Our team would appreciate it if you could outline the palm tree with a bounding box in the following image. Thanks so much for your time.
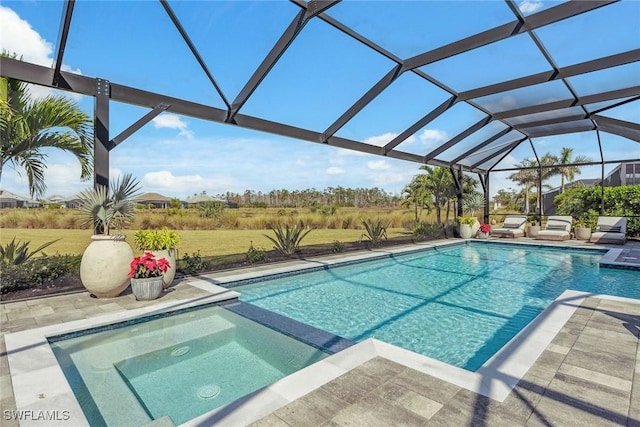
[420,165,456,225]
[509,158,537,214]
[402,174,431,223]
[555,147,592,193]
[536,153,560,215]
[0,77,93,198]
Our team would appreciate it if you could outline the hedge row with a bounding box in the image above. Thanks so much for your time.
[554,185,640,236]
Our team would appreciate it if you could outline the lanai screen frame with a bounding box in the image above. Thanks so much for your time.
[1,0,639,224]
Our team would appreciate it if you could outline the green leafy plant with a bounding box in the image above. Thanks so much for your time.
[180,251,210,274]
[1,255,80,294]
[264,223,313,256]
[458,216,476,225]
[246,243,268,263]
[331,240,345,253]
[198,201,226,219]
[133,228,181,251]
[0,237,60,266]
[77,173,141,235]
[360,218,388,246]
[412,222,442,241]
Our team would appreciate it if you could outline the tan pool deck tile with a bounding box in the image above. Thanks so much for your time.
[1,240,639,426]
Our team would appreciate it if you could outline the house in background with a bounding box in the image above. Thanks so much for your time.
[602,162,640,186]
[135,193,175,209]
[63,194,82,209]
[0,189,40,209]
[542,162,640,215]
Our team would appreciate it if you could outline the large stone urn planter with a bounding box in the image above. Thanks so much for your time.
[80,235,133,298]
[574,227,592,241]
[526,225,540,238]
[151,249,177,288]
[459,224,474,239]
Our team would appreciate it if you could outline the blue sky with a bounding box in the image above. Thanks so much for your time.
[1,1,639,200]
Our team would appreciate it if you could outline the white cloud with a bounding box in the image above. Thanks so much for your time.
[496,154,518,169]
[178,129,195,140]
[0,7,82,100]
[363,132,417,147]
[152,114,194,140]
[373,172,413,187]
[142,171,234,194]
[418,129,448,145]
[152,114,188,130]
[363,132,397,146]
[0,6,52,66]
[518,1,543,14]
[368,160,390,170]
[326,167,345,175]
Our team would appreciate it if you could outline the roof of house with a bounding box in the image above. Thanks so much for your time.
[135,192,173,202]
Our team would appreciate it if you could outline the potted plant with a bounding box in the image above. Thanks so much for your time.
[477,223,491,239]
[573,217,592,241]
[526,214,541,238]
[458,216,477,239]
[129,252,170,300]
[77,173,141,298]
[133,228,181,288]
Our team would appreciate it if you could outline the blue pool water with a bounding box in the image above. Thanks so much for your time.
[50,306,327,425]
[235,242,640,371]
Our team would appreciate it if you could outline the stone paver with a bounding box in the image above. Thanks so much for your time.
[251,297,640,427]
[1,240,639,427]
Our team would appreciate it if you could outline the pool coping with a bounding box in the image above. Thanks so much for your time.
[5,240,639,426]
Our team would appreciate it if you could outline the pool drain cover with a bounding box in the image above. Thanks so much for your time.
[197,385,221,399]
[170,346,190,357]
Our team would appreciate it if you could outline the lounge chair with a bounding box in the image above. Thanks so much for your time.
[536,216,572,241]
[491,215,527,238]
[589,216,627,245]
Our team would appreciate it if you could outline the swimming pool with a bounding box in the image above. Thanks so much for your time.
[49,305,327,425]
[234,242,640,371]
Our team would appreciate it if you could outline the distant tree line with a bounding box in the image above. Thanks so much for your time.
[206,187,403,209]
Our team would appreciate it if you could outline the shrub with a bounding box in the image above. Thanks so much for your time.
[0,237,60,266]
[412,222,443,241]
[246,244,268,263]
[458,216,476,225]
[554,185,640,236]
[0,212,20,228]
[180,251,210,274]
[331,240,346,253]
[134,228,181,251]
[264,222,313,256]
[198,201,226,219]
[1,255,80,294]
[218,211,240,229]
[360,218,388,246]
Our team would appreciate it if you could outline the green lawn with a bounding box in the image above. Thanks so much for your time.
[1,228,410,258]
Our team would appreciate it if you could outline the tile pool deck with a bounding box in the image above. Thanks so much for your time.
[1,238,639,426]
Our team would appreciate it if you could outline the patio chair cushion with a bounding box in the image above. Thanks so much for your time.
[597,225,622,232]
[503,223,520,229]
[546,224,567,231]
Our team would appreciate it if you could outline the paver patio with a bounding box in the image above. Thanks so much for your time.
[1,239,639,426]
